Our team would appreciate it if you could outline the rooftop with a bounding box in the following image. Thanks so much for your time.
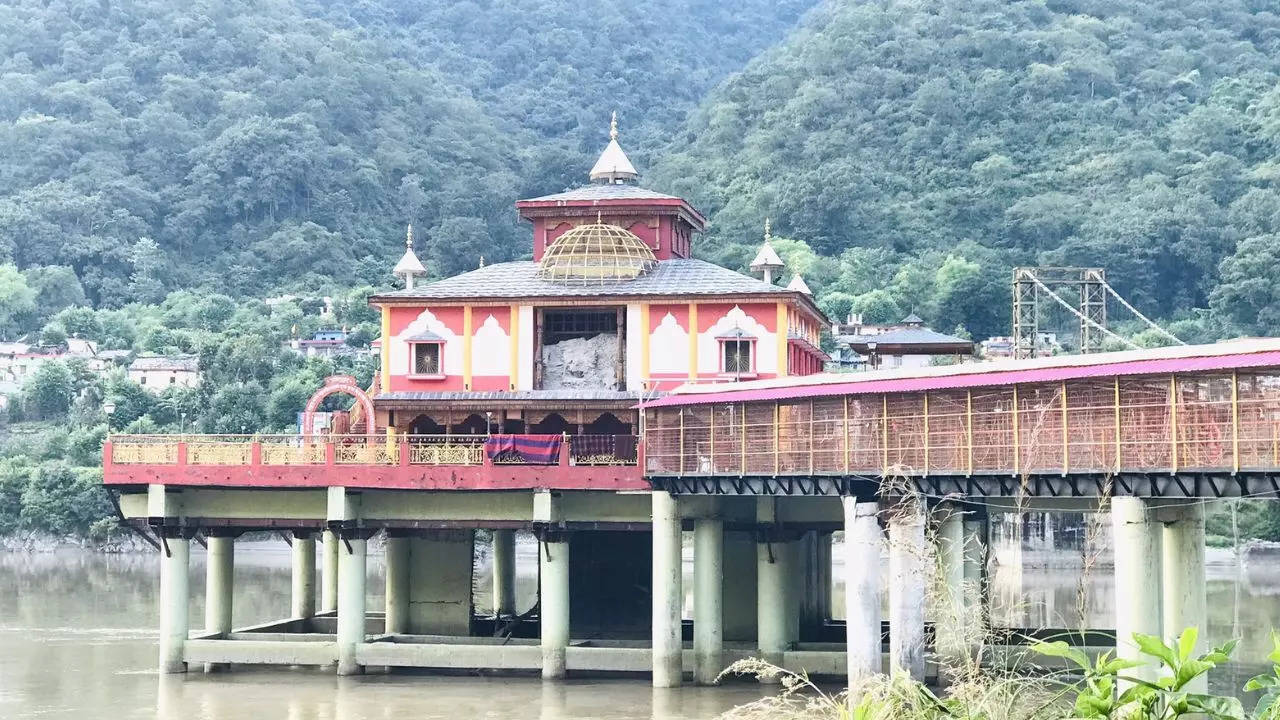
[519,183,684,204]
[646,338,1280,407]
[129,354,199,372]
[838,326,973,348]
[372,258,807,302]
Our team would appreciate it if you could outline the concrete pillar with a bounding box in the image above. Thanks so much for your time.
[933,504,967,671]
[291,532,316,620]
[693,518,723,685]
[843,498,882,682]
[1112,497,1161,685]
[321,529,339,614]
[722,531,758,642]
[651,491,683,688]
[539,534,570,679]
[158,533,190,674]
[384,534,410,635]
[757,537,792,675]
[961,514,988,633]
[203,533,235,672]
[888,499,926,680]
[800,531,833,637]
[1161,501,1207,692]
[336,534,367,676]
[493,529,517,616]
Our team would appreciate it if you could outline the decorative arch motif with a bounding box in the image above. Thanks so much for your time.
[302,375,376,437]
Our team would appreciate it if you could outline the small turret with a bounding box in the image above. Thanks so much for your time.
[786,273,812,295]
[749,218,785,285]
[589,112,639,184]
[393,224,426,289]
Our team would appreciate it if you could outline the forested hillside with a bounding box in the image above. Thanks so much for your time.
[0,0,813,312]
[653,0,1280,342]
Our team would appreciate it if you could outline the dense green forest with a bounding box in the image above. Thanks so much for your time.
[0,0,813,300]
[654,0,1280,342]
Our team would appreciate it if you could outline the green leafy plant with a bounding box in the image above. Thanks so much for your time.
[1245,631,1280,719]
[1034,627,1243,719]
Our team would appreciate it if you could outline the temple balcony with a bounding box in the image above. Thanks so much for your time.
[102,433,645,491]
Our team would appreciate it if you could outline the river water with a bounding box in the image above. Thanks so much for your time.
[2,542,1278,719]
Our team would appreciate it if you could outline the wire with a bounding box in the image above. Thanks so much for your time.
[1099,280,1186,346]
[1029,275,1142,350]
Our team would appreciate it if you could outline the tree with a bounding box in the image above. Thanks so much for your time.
[203,382,268,434]
[22,361,74,419]
[1210,235,1280,335]
[0,265,37,339]
[22,265,87,323]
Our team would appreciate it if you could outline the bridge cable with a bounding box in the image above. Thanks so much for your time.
[1028,275,1142,351]
[1098,280,1186,345]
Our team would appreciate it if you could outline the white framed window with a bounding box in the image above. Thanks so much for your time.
[719,338,755,376]
[410,342,444,377]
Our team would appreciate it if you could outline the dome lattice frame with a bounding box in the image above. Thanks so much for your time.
[536,222,658,286]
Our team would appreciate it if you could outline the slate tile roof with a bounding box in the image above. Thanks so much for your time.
[129,354,200,372]
[374,259,793,301]
[519,184,682,203]
[838,327,973,347]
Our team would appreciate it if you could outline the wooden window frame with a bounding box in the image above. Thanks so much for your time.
[408,341,445,379]
[718,337,758,379]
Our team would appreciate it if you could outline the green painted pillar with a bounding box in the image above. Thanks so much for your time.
[204,533,235,672]
[651,491,683,688]
[1112,497,1161,686]
[539,533,570,679]
[336,534,367,676]
[321,529,339,614]
[693,518,723,685]
[843,498,882,682]
[291,532,316,620]
[384,534,410,635]
[493,529,517,616]
[158,533,190,674]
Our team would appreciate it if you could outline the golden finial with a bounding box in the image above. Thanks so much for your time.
[609,111,618,141]
[764,217,772,244]
[406,223,414,250]
[597,210,603,224]
[478,255,485,268]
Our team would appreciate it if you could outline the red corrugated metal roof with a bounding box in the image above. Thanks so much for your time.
[640,346,1280,408]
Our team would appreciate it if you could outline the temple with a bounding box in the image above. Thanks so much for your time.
[102,117,1280,691]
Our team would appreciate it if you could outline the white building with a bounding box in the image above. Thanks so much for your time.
[128,354,200,391]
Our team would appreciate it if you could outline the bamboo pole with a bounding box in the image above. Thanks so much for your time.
[809,399,815,474]
[1012,386,1021,476]
[709,404,716,473]
[773,402,780,476]
[740,402,747,476]
[1169,374,1179,474]
[881,394,889,475]
[1113,377,1121,472]
[922,393,930,473]
[1232,371,1240,474]
[966,389,974,476]
[843,395,850,474]
[678,409,685,477]
[1061,380,1069,475]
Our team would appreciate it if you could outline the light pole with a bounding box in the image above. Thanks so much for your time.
[102,400,116,432]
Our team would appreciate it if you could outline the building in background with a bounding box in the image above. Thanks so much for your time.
[286,329,355,359]
[831,313,974,370]
[127,354,200,391]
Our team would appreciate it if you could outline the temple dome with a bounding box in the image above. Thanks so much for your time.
[536,222,658,285]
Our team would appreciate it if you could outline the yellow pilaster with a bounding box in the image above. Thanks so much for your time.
[639,304,651,389]
[462,306,473,390]
[687,303,698,382]
[379,305,391,391]
[1232,370,1240,474]
[509,305,519,391]
[776,303,789,377]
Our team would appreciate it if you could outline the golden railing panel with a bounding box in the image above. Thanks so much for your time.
[188,443,252,465]
[262,442,325,465]
[334,442,395,465]
[112,442,178,464]
[409,443,483,466]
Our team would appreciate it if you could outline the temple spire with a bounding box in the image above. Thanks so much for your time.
[393,223,426,290]
[589,111,639,185]
[749,217,785,285]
